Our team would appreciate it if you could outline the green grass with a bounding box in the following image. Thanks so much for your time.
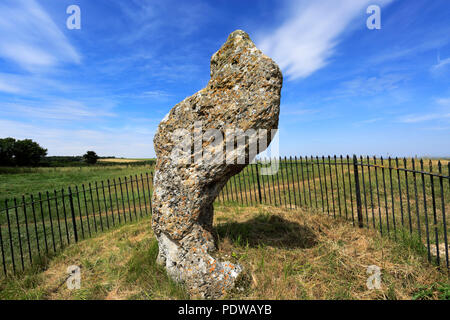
[217,158,450,264]
[1,157,449,281]
[0,218,188,300]
[0,165,155,275]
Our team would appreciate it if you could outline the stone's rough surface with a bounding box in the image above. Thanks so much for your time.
[152,30,282,298]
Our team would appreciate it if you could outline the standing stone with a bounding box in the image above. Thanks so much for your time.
[152,30,282,298]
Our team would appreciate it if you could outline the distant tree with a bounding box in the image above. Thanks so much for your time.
[0,137,16,166]
[0,137,47,166]
[13,139,48,166]
[83,151,99,164]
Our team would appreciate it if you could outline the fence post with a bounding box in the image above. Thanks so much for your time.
[353,155,364,228]
[68,187,79,243]
[255,162,263,204]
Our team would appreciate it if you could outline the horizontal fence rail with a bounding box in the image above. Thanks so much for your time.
[0,172,154,276]
[216,155,449,269]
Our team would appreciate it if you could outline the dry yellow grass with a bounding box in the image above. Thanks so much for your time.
[0,205,448,300]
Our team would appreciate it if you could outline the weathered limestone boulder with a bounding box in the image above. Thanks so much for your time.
[152,30,282,298]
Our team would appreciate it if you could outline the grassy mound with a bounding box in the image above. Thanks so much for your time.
[0,205,448,300]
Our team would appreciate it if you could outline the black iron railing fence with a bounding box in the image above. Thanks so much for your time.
[216,155,449,269]
[1,155,449,277]
[0,173,154,276]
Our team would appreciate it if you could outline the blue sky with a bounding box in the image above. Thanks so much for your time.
[0,0,449,158]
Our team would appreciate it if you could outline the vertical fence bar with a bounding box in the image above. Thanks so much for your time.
[30,195,40,257]
[82,184,92,237]
[260,162,268,204]
[412,159,421,241]
[322,156,330,215]
[353,155,364,228]
[124,177,133,221]
[334,156,342,217]
[373,157,383,234]
[228,175,235,202]
[275,159,283,207]
[5,200,16,273]
[140,174,148,216]
[264,159,272,205]
[95,182,104,231]
[347,155,355,225]
[38,193,49,253]
[420,159,431,262]
[107,180,116,226]
[21,196,32,264]
[45,192,56,252]
[255,164,263,204]
[438,161,449,268]
[0,223,6,275]
[290,156,300,208]
[68,187,79,243]
[13,198,24,271]
[283,157,292,209]
[316,156,324,212]
[242,169,249,206]
[404,158,413,235]
[145,172,153,214]
[303,156,312,207]
[395,158,405,230]
[118,178,127,223]
[360,156,368,224]
[101,182,111,229]
[340,155,348,219]
[367,156,376,228]
[328,156,336,218]
[246,166,253,205]
[52,191,63,247]
[250,164,258,204]
[429,161,440,266]
[224,179,230,203]
[129,176,138,219]
[381,157,390,235]
[150,172,154,214]
[311,156,318,208]
[298,156,307,207]
[271,160,278,206]
[61,189,71,244]
[75,186,85,239]
[88,184,98,233]
[388,158,397,239]
[233,175,244,204]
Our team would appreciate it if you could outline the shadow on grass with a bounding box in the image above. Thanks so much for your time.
[215,213,317,249]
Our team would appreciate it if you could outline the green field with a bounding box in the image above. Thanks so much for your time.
[0,156,449,276]
[0,164,154,211]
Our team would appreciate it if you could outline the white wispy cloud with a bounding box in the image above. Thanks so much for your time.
[398,113,450,123]
[257,0,393,80]
[0,0,80,72]
[334,73,408,98]
[398,96,450,124]
[354,117,383,126]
